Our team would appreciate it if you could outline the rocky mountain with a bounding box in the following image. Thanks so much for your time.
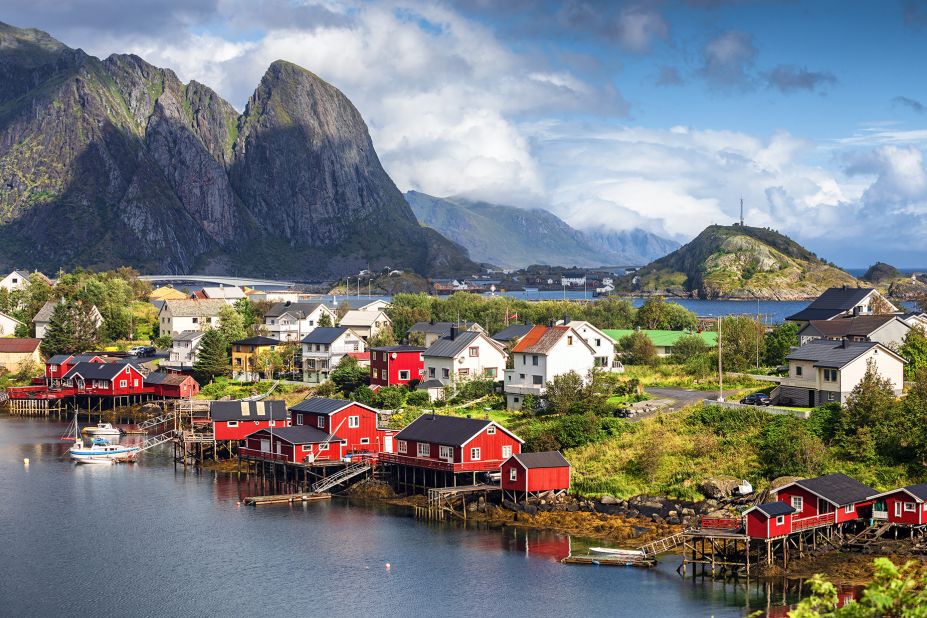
[861,262,901,284]
[405,191,677,269]
[625,224,859,299]
[0,23,475,278]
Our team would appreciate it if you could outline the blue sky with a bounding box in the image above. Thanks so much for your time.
[6,0,927,267]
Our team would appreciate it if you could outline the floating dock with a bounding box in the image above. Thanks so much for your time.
[561,554,656,568]
[243,493,331,506]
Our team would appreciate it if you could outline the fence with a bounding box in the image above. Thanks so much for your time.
[704,399,811,419]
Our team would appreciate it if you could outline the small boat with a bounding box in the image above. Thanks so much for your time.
[81,423,124,437]
[589,547,645,558]
[69,441,140,464]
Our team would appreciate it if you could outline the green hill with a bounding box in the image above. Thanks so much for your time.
[625,225,858,299]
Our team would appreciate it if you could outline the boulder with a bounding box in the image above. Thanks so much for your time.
[769,476,803,491]
[698,477,742,499]
[681,507,696,517]
[600,494,619,505]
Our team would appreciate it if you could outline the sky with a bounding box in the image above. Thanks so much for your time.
[5,0,927,267]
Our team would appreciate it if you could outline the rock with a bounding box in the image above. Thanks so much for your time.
[667,516,680,525]
[523,505,538,515]
[769,476,804,491]
[502,499,518,511]
[698,477,743,499]
[467,502,478,512]
[651,514,664,523]
[600,494,619,505]
[668,510,678,518]
[682,508,696,516]
[138,403,163,416]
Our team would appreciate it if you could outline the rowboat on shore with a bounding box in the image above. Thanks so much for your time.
[589,547,645,558]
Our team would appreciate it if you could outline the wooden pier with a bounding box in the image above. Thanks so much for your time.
[562,554,656,568]
[416,484,501,521]
[243,493,332,506]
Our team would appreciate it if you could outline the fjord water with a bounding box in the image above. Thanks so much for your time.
[0,417,784,617]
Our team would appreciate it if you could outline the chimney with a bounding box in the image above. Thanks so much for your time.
[285,300,291,307]
[449,326,458,340]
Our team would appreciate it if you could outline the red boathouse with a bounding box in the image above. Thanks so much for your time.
[144,372,200,399]
[744,502,795,539]
[369,346,425,387]
[289,397,393,455]
[773,473,876,528]
[61,361,146,396]
[501,451,571,501]
[44,354,104,385]
[241,426,344,464]
[869,484,927,526]
[210,400,289,442]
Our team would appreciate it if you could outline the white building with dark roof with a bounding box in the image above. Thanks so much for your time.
[263,301,336,342]
[300,327,366,383]
[420,327,507,400]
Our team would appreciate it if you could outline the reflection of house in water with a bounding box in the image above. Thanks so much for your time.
[502,527,572,562]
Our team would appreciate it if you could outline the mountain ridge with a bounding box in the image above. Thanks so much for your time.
[0,22,476,279]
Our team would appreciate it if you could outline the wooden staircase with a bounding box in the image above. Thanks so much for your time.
[845,522,893,548]
[311,462,371,493]
[639,532,685,557]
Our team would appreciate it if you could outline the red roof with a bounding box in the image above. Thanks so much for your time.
[511,325,570,354]
[0,338,41,353]
[348,352,370,361]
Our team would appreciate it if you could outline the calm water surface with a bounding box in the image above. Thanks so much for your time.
[0,416,797,617]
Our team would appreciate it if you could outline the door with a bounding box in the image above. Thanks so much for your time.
[808,390,815,407]
[384,435,393,453]
[895,501,902,518]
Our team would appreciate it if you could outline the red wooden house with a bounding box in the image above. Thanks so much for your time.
[381,413,523,488]
[501,451,570,500]
[369,346,425,387]
[744,502,795,538]
[45,354,104,385]
[144,372,200,398]
[289,397,391,454]
[61,361,146,396]
[210,400,290,442]
[868,484,927,526]
[773,473,876,529]
[241,426,343,464]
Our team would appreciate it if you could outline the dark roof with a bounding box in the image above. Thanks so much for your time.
[210,400,288,422]
[264,302,323,319]
[409,321,479,335]
[0,338,41,353]
[491,324,534,342]
[512,451,570,469]
[790,473,878,506]
[63,361,140,380]
[785,287,876,321]
[232,336,279,346]
[301,327,349,344]
[905,484,927,501]
[71,354,102,363]
[46,354,74,365]
[753,501,795,517]
[290,397,357,415]
[396,414,492,447]
[144,372,192,386]
[369,345,426,353]
[786,340,885,368]
[799,315,904,339]
[423,330,482,358]
[418,379,445,389]
[253,425,338,444]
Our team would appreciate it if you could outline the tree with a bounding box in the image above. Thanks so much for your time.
[900,369,927,470]
[756,415,825,478]
[318,312,334,328]
[351,386,376,405]
[377,386,407,410]
[218,306,247,344]
[634,297,698,330]
[405,389,430,407]
[330,356,369,394]
[619,331,658,366]
[764,321,799,367]
[671,334,709,363]
[234,298,258,330]
[900,326,927,380]
[844,359,898,433]
[40,300,100,357]
[367,324,397,348]
[719,315,764,372]
[544,371,588,415]
[192,329,231,383]
[253,348,283,379]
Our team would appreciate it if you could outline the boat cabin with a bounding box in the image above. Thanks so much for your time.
[744,502,795,539]
[869,484,927,526]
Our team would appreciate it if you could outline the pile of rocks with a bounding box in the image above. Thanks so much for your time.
[501,492,707,527]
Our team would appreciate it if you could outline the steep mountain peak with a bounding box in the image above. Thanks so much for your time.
[628,224,857,299]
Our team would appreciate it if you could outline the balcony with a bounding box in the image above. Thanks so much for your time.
[378,452,504,473]
[791,511,836,531]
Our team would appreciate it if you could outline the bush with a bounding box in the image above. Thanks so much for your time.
[376,386,407,410]
[405,390,430,407]
[620,331,658,366]
[686,404,770,435]
[807,403,843,444]
[555,413,601,449]
[756,415,825,478]
[351,386,376,405]
[330,356,369,394]
[671,334,709,363]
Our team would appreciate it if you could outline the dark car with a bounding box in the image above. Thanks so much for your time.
[129,345,157,357]
[740,393,771,406]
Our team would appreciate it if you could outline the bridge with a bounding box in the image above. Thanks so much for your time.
[138,274,297,288]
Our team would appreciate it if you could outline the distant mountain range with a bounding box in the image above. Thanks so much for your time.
[0,22,476,279]
[405,191,678,269]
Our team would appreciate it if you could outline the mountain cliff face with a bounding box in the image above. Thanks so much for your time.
[0,23,474,278]
[406,191,677,269]
[626,225,859,299]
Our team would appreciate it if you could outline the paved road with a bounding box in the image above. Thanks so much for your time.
[644,387,741,410]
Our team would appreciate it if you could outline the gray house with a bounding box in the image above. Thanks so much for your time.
[797,315,911,348]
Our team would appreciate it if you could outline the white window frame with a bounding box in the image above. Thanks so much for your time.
[417,442,431,457]
[360,438,370,445]
[397,440,407,454]
[296,415,303,426]
[317,416,325,429]
[348,416,360,428]
[227,421,238,427]
[776,515,784,525]
[905,502,917,513]
[470,447,481,461]
[318,443,328,451]
[119,380,127,388]
[439,445,453,461]
[398,370,410,380]
[487,425,496,435]
[509,468,518,482]
[844,505,853,514]
[502,445,512,459]
[791,496,803,512]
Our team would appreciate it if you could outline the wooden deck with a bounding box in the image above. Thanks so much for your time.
[562,554,656,568]
[243,493,332,506]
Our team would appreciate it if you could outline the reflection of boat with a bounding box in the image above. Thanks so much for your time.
[81,423,124,437]
[589,547,645,557]
[69,441,140,464]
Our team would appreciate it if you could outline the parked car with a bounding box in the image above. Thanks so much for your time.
[129,345,156,357]
[740,393,771,406]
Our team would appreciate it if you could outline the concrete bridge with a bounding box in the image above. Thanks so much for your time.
[138,275,297,288]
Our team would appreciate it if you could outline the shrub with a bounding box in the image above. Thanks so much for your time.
[351,386,376,405]
[755,414,825,478]
[620,331,658,366]
[671,334,709,363]
[405,390,430,407]
[376,386,407,410]
[686,404,770,435]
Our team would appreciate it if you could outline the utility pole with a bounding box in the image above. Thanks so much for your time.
[718,316,724,402]
[740,196,744,226]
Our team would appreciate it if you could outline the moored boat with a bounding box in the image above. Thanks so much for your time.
[81,422,123,437]
[589,547,645,557]
[69,441,140,464]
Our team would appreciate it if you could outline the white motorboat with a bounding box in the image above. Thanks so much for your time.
[69,440,140,464]
[589,547,645,558]
[81,422,123,437]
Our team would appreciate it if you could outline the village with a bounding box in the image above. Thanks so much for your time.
[3,267,927,580]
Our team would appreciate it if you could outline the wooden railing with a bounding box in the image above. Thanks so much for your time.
[378,452,503,472]
[701,517,743,531]
[791,512,835,531]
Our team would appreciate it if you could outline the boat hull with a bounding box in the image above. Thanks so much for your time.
[589,547,645,558]
[69,446,140,463]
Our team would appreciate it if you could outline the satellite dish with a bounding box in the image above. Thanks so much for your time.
[391,353,397,360]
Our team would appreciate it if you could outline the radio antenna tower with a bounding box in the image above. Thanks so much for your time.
[739,196,744,226]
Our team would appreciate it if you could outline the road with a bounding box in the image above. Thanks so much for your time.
[644,387,742,411]
[139,274,296,288]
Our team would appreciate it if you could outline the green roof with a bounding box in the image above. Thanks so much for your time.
[604,329,718,348]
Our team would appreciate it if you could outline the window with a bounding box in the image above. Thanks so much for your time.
[269,421,276,427]
[442,368,450,379]
[307,359,316,370]
[399,370,410,380]
[119,380,127,387]
[348,416,359,428]
[429,367,436,378]
[905,502,917,512]
[827,392,836,402]
[791,496,803,512]
[319,443,328,451]
[372,369,379,379]
[487,425,496,435]
[50,365,57,371]
[844,505,853,514]
[595,338,601,347]
[360,438,370,445]
[532,355,539,366]
[317,416,325,429]
[532,375,543,385]
[567,336,573,345]
[439,445,453,460]
[469,346,479,357]
[227,421,239,427]
[795,366,803,377]
[502,445,512,459]
[823,369,838,382]
[397,440,407,454]
[458,368,470,376]
[192,317,198,324]
[417,442,431,457]
[519,373,525,379]
[484,367,497,378]
[509,468,518,481]
[296,415,303,426]
[776,515,785,525]
[470,448,481,460]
